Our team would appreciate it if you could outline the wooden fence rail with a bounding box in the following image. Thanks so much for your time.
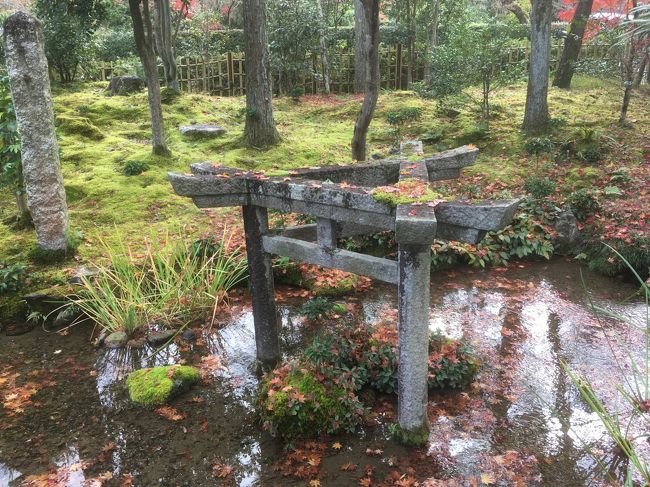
[86,41,615,96]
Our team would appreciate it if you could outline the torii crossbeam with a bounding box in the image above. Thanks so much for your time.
[169,145,520,442]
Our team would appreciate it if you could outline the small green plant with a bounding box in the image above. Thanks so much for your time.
[567,188,600,221]
[524,136,554,156]
[289,86,304,102]
[563,127,606,163]
[299,297,346,321]
[120,160,149,176]
[428,331,478,389]
[524,175,556,199]
[386,107,422,145]
[0,262,26,294]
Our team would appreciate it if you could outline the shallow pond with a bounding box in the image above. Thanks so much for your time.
[0,258,647,486]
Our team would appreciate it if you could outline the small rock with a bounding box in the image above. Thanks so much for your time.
[147,329,177,346]
[179,124,226,138]
[127,338,146,348]
[105,331,128,348]
[181,328,196,341]
[371,153,384,160]
[107,76,144,96]
[68,265,99,285]
[94,330,107,348]
[553,210,581,255]
[389,147,400,155]
[52,306,80,329]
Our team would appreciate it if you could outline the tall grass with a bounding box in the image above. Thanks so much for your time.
[72,232,248,336]
[566,248,650,485]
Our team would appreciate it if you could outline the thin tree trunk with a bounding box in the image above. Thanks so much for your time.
[351,0,379,161]
[353,0,369,93]
[505,1,529,24]
[424,0,440,84]
[316,0,331,94]
[153,0,179,92]
[243,0,280,147]
[522,0,553,133]
[620,0,639,125]
[633,51,648,87]
[553,0,594,89]
[129,0,171,156]
[406,0,414,89]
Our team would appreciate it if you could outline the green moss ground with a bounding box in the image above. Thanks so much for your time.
[126,365,199,406]
[0,77,648,318]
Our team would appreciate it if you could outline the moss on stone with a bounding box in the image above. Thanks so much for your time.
[371,178,443,208]
[392,422,430,446]
[56,115,105,141]
[126,365,199,406]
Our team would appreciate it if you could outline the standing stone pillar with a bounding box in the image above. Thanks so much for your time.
[242,205,280,369]
[396,243,432,445]
[3,12,69,252]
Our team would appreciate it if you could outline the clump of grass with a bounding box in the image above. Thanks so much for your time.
[72,231,248,336]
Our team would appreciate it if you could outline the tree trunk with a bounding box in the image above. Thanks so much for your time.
[316,0,331,94]
[423,0,440,84]
[243,0,280,147]
[351,0,379,161]
[153,0,179,92]
[619,0,639,125]
[353,0,369,93]
[522,0,553,133]
[406,0,415,89]
[505,2,529,24]
[129,0,171,156]
[553,0,594,89]
[633,51,648,88]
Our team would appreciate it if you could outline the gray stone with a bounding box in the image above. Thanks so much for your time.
[4,12,69,252]
[52,306,80,329]
[179,124,227,138]
[181,328,196,341]
[400,140,424,158]
[553,210,581,255]
[68,266,99,285]
[147,329,177,345]
[105,331,128,348]
[107,76,144,96]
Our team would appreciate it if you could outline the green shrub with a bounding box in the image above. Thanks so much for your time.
[120,160,149,176]
[289,86,304,102]
[567,188,600,221]
[258,364,366,441]
[562,127,606,163]
[584,237,650,280]
[126,365,199,406]
[0,262,26,295]
[299,297,346,322]
[428,331,479,389]
[524,136,554,156]
[524,175,556,199]
[386,107,422,145]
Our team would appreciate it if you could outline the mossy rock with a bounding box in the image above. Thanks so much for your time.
[392,422,430,447]
[258,368,364,440]
[23,284,76,316]
[56,115,105,141]
[0,294,29,322]
[126,365,200,406]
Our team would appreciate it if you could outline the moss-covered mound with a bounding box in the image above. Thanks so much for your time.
[258,364,366,441]
[371,178,444,208]
[126,365,199,406]
[56,115,105,140]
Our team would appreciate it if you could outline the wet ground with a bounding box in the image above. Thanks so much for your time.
[0,258,647,486]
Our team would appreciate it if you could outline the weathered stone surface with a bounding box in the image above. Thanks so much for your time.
[397,244,431,439]
[105,331,128,348]
[400,140,424,158]
[181,328,196,341]
[263,235,398,284]
[4,12,69,252]
[52,306,80,329]
[553,210,581,255]
[179,124,226,138]
[107,76,144,96]
[68,265,99,285]
[147,329,176,345]
[23,285,75,316]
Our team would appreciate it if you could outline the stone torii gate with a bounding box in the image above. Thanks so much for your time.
[169,145,520,441]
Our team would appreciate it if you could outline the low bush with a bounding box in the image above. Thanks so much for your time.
[524,175,557,199]
[258,363,367,441]
[524,136,554,156]
[583,237,650,280]
[299,297,346,322]
[0,262,26,295]
[120,160,149,176]
[566,188,600,221]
